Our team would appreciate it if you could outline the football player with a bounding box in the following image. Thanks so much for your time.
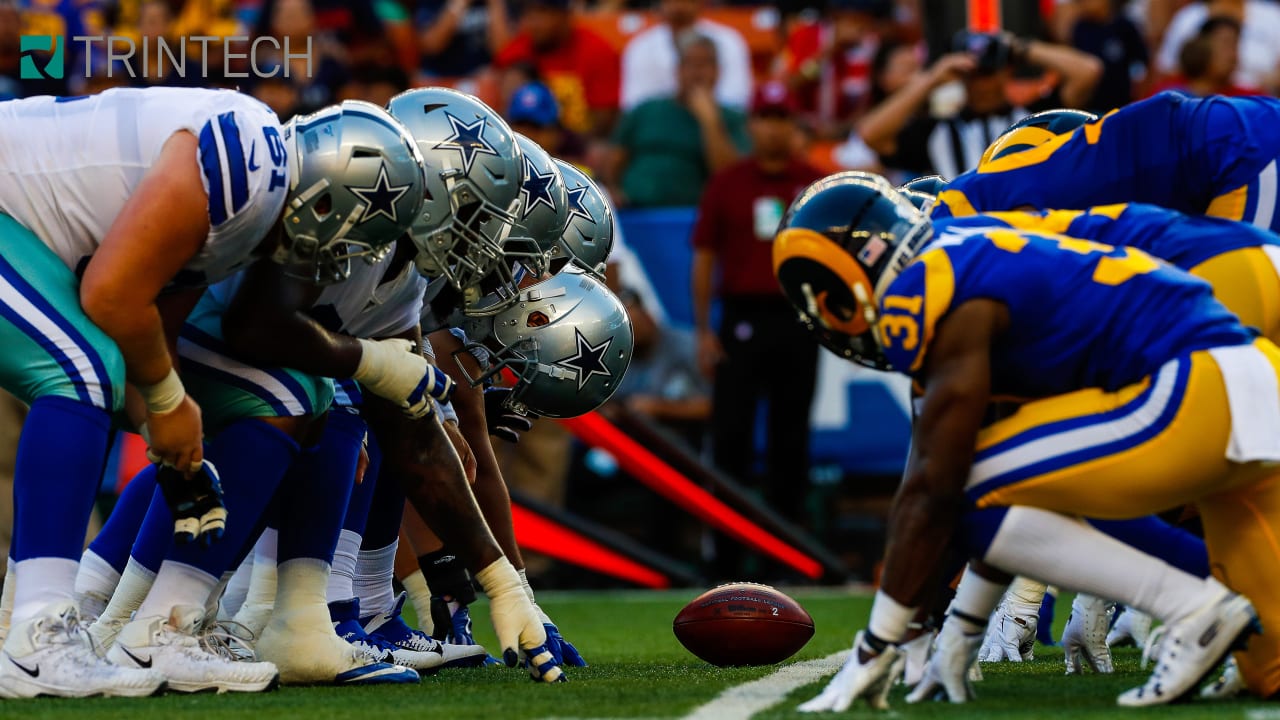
[79,100,446,690]
[933,92,1280,231]
[774,173,1280,709]
[0,86,293,698]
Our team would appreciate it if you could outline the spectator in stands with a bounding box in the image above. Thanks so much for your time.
[1069,0,1148,112]
[831,38,922,171]
[782,0,893,138]
[1156,0,1280,94]
[620,0,753,112]
[505,80,587,165]
[613,287,710,430]
[858,30,1102,180]
[251,62,301,118]
[1151,16,1255,97]
[417,0,513,80]
[339,62,411,106]
[129,0,187,87]
[261,0,351,113]
[495,0,620,138]
[255,0,386,62]
[608,32,750,207]
[691,81,823,528]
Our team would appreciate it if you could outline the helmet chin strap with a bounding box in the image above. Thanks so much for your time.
[851,281,884,348]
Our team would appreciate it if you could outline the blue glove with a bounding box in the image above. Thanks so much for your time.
[544,622,587,667]
[155,459,226,546]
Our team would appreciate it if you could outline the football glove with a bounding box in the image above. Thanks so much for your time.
[798,631,904,712]
[978,599,1038,662]
[1062,594,1115,674]
[155,459,226,545]
[354,338,454,418]
[474,558,565,683]
[484,387,535,443]
[907,617,983,704]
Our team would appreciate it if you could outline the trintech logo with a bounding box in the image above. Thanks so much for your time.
[19,35,63,79]
[19,35,312,81]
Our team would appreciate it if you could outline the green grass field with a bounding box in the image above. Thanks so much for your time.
[14,590,1277,719]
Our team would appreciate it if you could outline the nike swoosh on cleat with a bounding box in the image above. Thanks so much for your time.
[8,657,38,678]
[1200,623,1220,647]
[119,647,154,668]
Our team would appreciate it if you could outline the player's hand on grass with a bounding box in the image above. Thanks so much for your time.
[1062,594,1115,675]
[979,600,1038,662]
[798,631,904,712]
[907,617,981,704]
[475,558,566,683]
[542,621,587,667]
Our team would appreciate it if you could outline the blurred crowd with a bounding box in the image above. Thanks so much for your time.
[3,0,1278,579]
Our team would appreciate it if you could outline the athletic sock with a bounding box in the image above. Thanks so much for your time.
[354,541,397,618]
[277,411,364,565]
[85,465,158,572]
[11,397,112,623]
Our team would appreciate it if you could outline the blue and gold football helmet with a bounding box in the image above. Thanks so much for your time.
[773,171,932,369]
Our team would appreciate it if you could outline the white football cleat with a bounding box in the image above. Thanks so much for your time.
[1117,589,1259,707]
[108,605,279,693]
[1201,656,1247,700]
[0,600,165,698]
[1107,607,1153,650]
[1062,594,1114,674]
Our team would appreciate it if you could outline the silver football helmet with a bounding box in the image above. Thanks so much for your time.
[507,133,569,279]
[549,160,614,277]
[457,266,633,418]
[386,87,523,301]
[279,101,426,284]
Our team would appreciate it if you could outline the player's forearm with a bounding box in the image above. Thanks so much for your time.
[87,301,174,386]
[223,312,364,379]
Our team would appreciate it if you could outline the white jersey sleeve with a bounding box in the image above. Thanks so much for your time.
[0,87,287,289]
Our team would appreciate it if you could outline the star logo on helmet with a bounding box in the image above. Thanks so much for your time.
[520,157,558,219]
[554,329,613,391]
[346,163,412,225]
[435,113,499,174]
[565,184,594,225]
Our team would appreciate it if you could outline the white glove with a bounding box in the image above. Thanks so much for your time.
[899,630,935,687]
[907,617,983,704]
[798,632,905,712]
[1107,606,1153,650]
[1062,594,1114,674]
[353,338,454,418]
[474,558,564,683]
[978,600,1038,662]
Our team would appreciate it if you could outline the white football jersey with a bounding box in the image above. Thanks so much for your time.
[0,87,288,289]
[311,249,427,339]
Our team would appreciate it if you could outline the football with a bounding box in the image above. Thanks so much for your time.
[672,582,815,666]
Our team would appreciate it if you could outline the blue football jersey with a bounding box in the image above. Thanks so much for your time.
[877,222,1254,398]
[936,203,1280,271]
[932,92,1280,232]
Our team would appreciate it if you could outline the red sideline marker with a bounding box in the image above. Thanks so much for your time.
[560,413,823,580]
[511,503,670,589]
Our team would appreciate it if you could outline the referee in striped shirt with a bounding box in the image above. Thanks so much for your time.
[857,30,1102,180]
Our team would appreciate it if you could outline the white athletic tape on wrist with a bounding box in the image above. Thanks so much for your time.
[139,368,185,415]
[951,567,1009,633]
[868,590,917,644]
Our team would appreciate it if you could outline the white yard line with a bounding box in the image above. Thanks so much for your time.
[680,652,849,720]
